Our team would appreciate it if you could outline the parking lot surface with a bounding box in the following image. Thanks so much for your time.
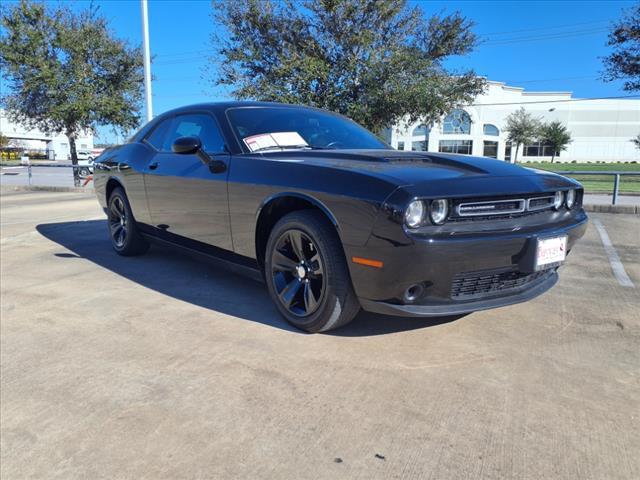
[1,190,639,479]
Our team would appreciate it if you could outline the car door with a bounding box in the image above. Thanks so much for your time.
[142,112,233,251]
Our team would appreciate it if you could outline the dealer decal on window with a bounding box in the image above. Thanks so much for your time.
[243,132,308,152]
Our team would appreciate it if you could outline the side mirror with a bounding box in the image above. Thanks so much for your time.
[171,135,227,173]
[172,136,202,155]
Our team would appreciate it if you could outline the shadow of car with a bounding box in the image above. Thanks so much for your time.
[36,219,464,337]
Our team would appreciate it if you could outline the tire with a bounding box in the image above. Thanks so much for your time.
[264,210,360,333]
[78,167,90,177]
[107,187,149,256]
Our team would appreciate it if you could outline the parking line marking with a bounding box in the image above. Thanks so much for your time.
[592,218,635,288]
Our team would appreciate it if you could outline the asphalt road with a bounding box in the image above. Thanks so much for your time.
[1,191,639,479]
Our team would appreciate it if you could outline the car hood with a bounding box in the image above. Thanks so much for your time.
[259,149,578,196]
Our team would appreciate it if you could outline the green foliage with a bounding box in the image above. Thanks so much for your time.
[525,162,640,193]
[525,162,640,172]
[504,108,541,163]
[0,0,143,174]
[602,3,640,92]
[632,133,640,150]
[209,0,486,133]
[0,134,9,148]
[539,121,572,163]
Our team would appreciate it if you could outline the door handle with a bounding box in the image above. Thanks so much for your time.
[148,162,159,170]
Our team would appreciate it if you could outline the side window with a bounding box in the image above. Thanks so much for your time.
[144,118,173,150]
[162,114,226,153]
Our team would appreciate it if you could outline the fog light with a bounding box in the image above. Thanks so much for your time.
[403,283,424,303]
[553,191,564,210]
[566,189,576,209]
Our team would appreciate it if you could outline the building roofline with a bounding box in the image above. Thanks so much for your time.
[521,91,573,96]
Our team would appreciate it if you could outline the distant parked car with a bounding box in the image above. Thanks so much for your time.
[76,150,93,161]
[91,147,105,158]
[76,157,94,177]
[93,101,588,332]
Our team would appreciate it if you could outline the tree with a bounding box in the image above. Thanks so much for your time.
[208,0,486,134]
[504,108,541,163]
[0,0,143,185]
[0,134,9,149]
[602,3,640,92]
[539,121,572,163]
[632,133,640,150]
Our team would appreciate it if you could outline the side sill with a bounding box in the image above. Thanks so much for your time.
[140,230,264,283]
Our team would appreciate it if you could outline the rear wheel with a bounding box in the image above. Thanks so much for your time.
[264,210,360,332]
[108,187,149,256]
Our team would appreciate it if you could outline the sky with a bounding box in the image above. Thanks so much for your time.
[1,0,637,143]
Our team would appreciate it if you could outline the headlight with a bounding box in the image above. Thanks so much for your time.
[566,189,576,209]
[553,191,564,210]
[429,199,449,225]
[404,200,426,228]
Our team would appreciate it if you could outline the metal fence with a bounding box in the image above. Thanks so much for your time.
[24,162,93,187]
[8,164,639,206]
[554,171,640,205]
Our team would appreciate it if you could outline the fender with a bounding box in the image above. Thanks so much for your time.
[255,191,341,232]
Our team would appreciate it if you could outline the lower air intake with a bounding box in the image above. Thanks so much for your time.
[450,268,552,300]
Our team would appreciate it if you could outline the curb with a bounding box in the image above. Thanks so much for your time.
[0,185,94,194]
[583,204,639,214]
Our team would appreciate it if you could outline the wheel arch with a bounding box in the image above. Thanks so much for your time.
[105,177,125,203]
[254,192,341,268]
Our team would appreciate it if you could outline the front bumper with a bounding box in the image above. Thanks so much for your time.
[360,269,558,317]
[346,209,588,317]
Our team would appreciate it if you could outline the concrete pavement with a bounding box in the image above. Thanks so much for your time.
[1,191,639,479]
[584,193,640,206]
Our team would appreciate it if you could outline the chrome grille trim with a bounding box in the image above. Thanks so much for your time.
[526,195,555,212]
[456,198,526,217]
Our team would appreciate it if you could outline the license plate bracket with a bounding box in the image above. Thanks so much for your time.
[535,235,567,271]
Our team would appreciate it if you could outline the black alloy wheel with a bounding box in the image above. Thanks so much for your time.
[271,229,326,317]
[109,195,128,249]
[107,187,149,256]
[264,210,360,333]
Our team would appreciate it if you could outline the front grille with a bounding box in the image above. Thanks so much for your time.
[450,268,552,300]
[527,195,555,211]
[457,198,525,216]
[450,194,561,221]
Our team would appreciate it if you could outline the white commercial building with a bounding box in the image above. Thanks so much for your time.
[390,81,640,163]
[0,110,93,160]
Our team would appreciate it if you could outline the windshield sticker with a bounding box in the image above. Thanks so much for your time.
[243,131,308,152]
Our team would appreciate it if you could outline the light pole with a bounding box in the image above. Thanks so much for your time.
[140,0,153,122]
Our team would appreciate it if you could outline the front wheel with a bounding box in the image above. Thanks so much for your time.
[264,210,360,333]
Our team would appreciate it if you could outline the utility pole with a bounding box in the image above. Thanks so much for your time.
[140,0,153,122]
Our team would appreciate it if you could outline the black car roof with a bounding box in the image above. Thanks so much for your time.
[163,101,316,116]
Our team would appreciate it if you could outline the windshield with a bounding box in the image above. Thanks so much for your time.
[226,106,389,152]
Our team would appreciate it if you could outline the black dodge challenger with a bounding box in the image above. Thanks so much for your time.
[94,102,588,332]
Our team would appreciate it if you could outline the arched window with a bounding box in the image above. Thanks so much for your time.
[412,124,429,137]
[442,109,471,134]
[483,124,499,136]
